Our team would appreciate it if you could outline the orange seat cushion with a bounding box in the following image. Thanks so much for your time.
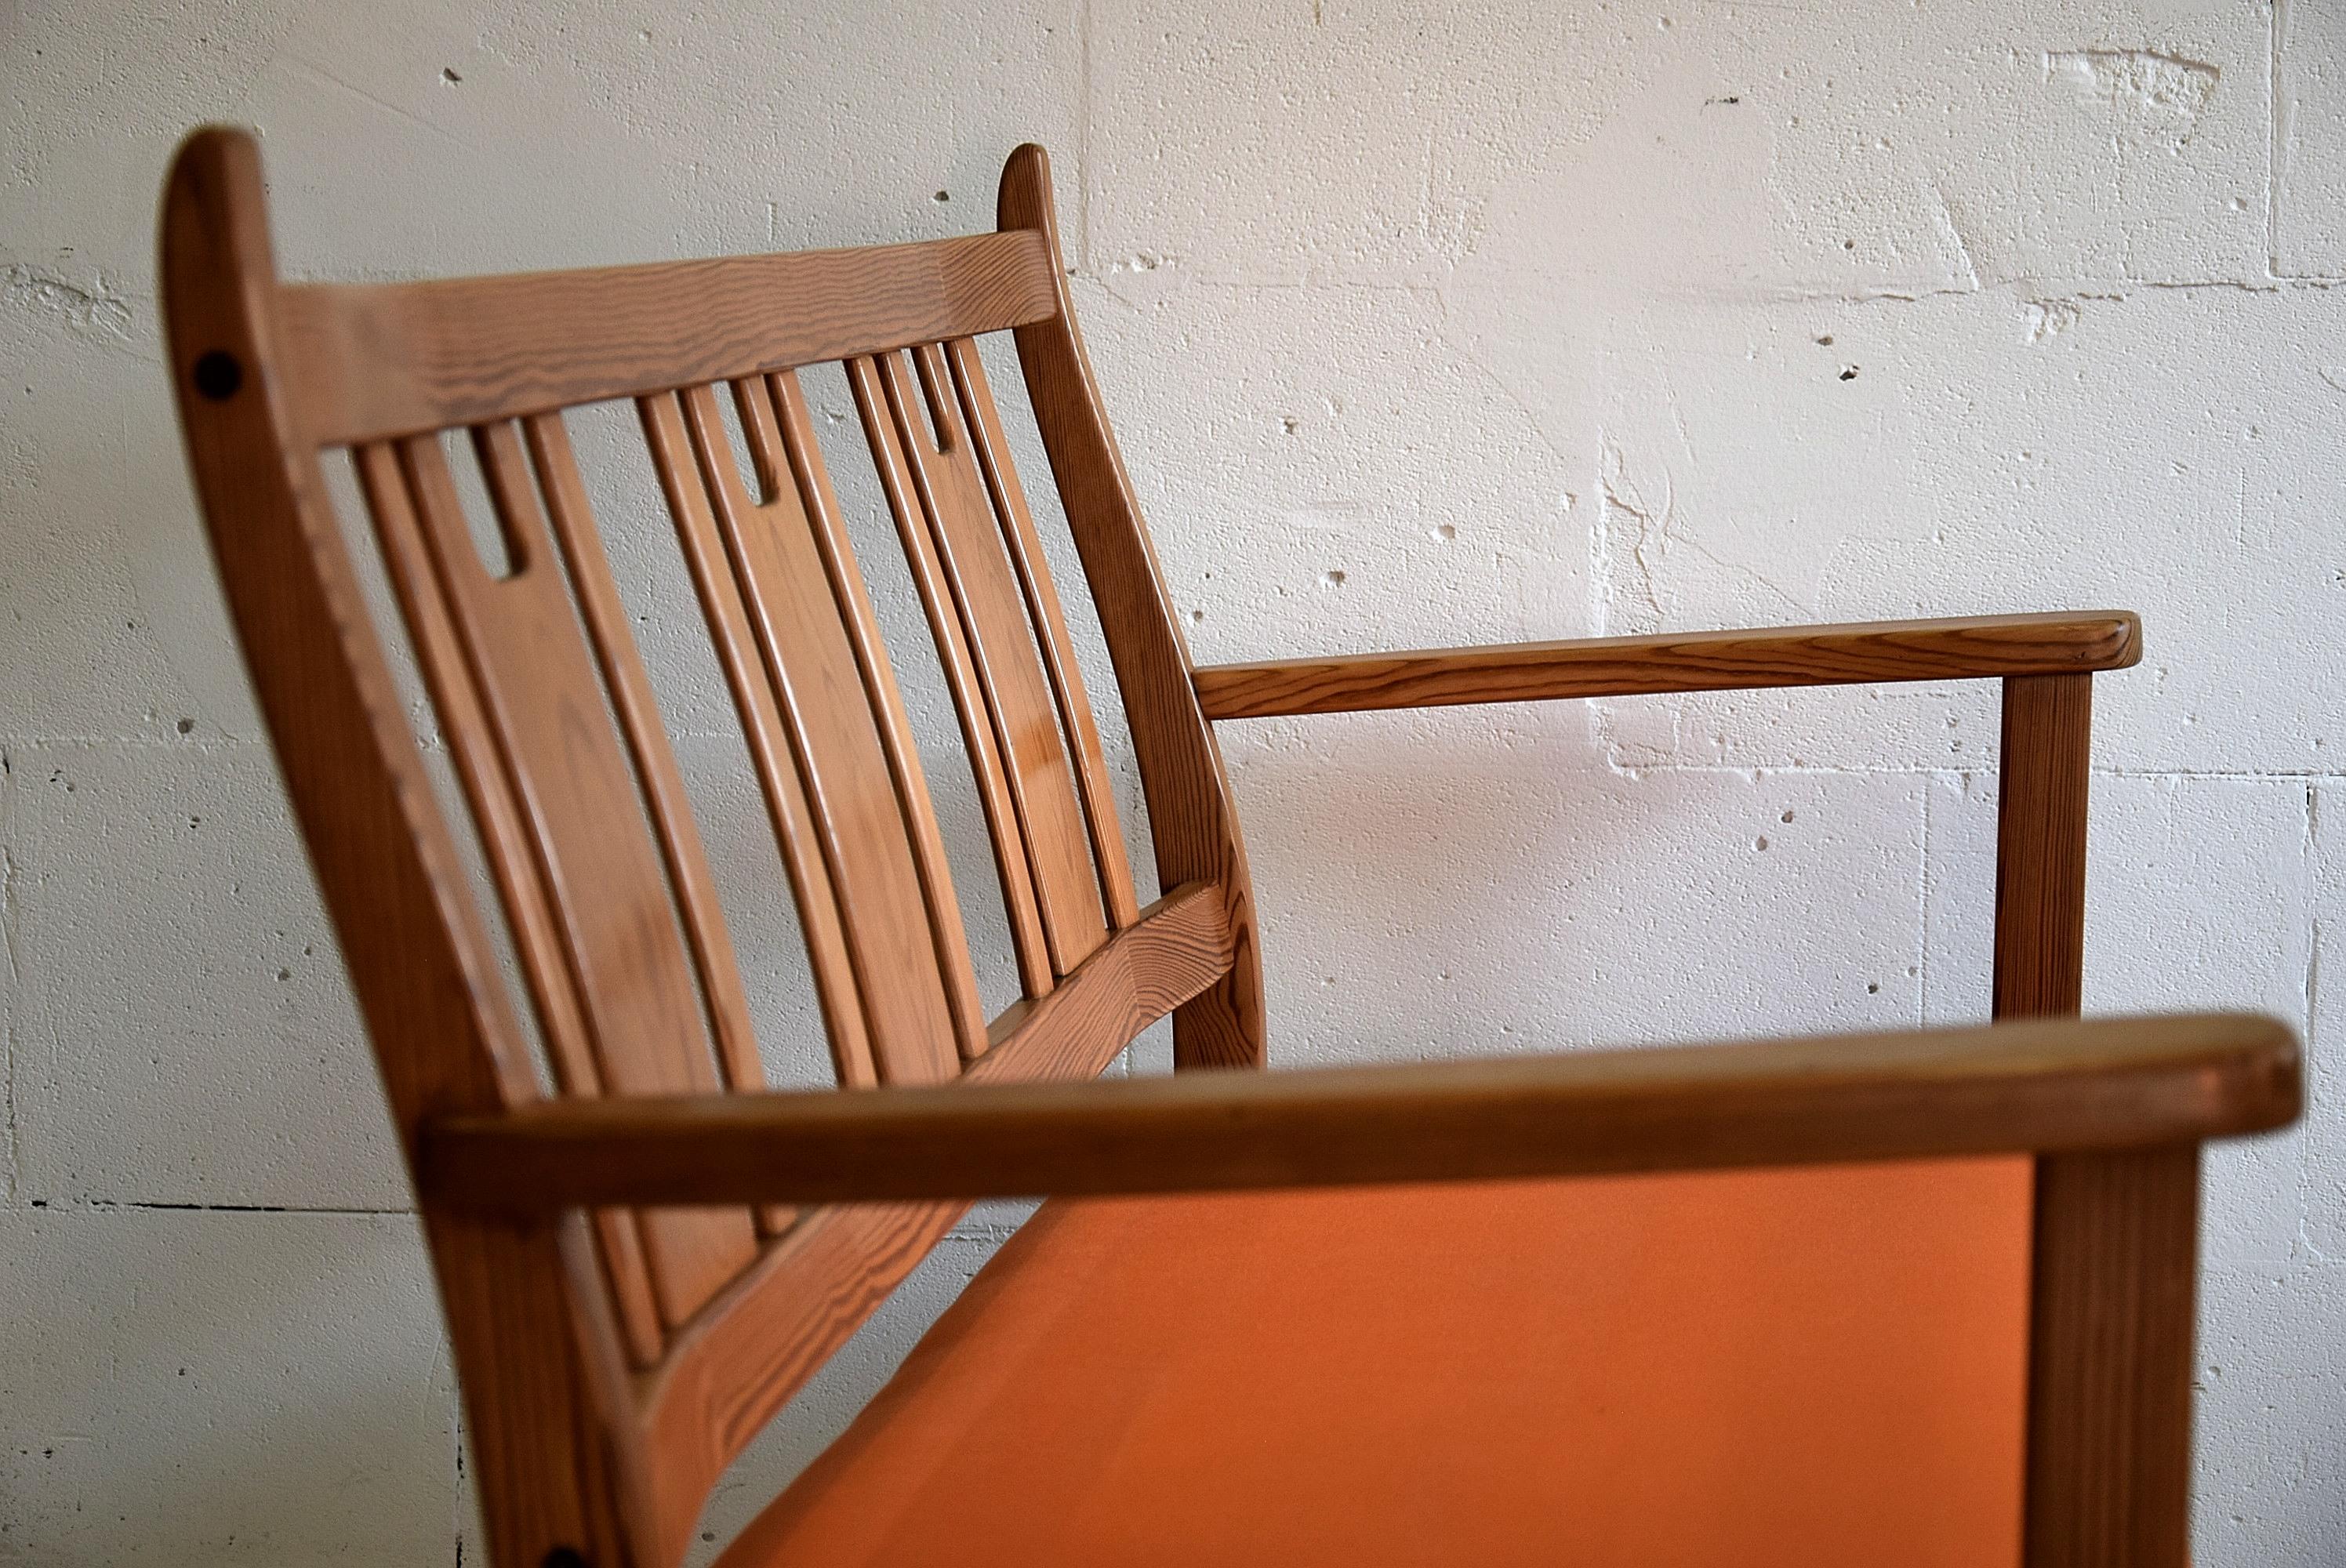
[723,1157,2032,1568]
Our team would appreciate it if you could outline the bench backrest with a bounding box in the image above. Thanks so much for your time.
[162,127,1262,1567]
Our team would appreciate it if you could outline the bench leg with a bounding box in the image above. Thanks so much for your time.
[1997,672,2195,1568]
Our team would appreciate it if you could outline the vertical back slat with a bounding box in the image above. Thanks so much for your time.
[944,338,1142,930]
[641,391,881,1091]
[354,439,668,1366]
[891,344,1111,974]
[757,372,990,1062]
[393,425,761,1330]
[523,414,764,1092]
[674,381,964,1086]
[525,412,794,1240]
[851,353,1059,998]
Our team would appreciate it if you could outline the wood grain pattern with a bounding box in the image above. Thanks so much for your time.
[641,390,879,1090]
[2025,1145,2199,1567]
[433,1211,659,1567]
[395,422,760,1330]
[526,412,795,1243]
[999,143,1268,1069]
[1985,670,2196,1565]
[1190,612,2143,720]
[946,336,1142,931]
[420,1012,2299,1210]
[919,365,1109,960]
[852,351,1057,997]
[636,1198,967,1561]
[354,437,670,1364]
[767,368,990,1063]
[891,343,1109,975]
[679,379,963,1087]
[279,229,1059,445]
[526,415,764,1094]
[976,880,1231,1067]
[1995,673,2094,1021]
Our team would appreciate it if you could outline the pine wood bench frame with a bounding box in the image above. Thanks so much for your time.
[162,126,2297,1568]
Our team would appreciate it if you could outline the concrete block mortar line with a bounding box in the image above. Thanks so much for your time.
[7,1197,417,1215]
[1066,264,2346,299]
[1610,762,2346,782]
[453,1399,470,1568]
[2134,274,2345,293]
[2,742,16,1205]
[0,731,260,751]
[0,1195,1037,1240]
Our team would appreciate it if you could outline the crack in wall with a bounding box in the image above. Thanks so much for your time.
[1597,437,1670,636]
[1927,183,1984,293]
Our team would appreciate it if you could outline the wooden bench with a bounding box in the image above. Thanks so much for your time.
[161,127,2298,1568]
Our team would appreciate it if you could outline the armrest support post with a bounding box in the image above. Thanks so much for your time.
[1996,672,2093,1021]
[1996,671,2195,1567]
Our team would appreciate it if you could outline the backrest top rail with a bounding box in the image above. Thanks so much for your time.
[276,228,1059,446]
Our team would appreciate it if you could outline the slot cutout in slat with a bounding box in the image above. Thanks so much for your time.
[433,426,522,579]
[761,370,990,1064]
[794,361,1026,1025]
[387,421,762,1334]
[648,382,968,1088]
[641,390,881,1092]
[681,379,963,1087]
[354,438,666,1365]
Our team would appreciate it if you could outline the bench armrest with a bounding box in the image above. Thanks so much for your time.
[1189,611,2141,720]
[419,1011,2292,1212]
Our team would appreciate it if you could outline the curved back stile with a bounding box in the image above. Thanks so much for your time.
[161,128,1260,1568]
[999,147,1266,1072]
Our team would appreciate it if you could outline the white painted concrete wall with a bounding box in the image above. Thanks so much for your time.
[3,0,2341,1560]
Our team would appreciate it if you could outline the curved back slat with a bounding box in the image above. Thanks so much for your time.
[525,412,794,1242]
[372,422,763,1334]
[946,337,1143,931]
[851,352,1058,997]
[354,438,671,1364]
[893,343,1114,976]
[639,390,881,1090]
[672,376,971,1084]
[764,369,993,1063]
